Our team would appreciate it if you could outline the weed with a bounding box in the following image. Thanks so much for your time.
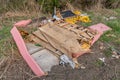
[103,48,112,57]
[94,59,104,67]
[35,44,41,47]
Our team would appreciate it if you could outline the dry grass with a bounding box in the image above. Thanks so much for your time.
[0,39,36,80]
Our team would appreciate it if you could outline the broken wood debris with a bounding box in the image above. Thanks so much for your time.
[25,21,97,70]
[28,22,96,59]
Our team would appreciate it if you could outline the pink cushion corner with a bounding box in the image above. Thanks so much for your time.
[89,23,112,33]
[14,19,32,27]
[89,23,112,45]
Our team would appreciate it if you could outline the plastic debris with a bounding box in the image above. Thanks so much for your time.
[53,15,61,20]
[99,57,105,63]
[109,16,117,20]
[104,16,117,21]
[112,54,120,59]
[60,54,75,69]
[80,65,86,69]
[57,10,91,24]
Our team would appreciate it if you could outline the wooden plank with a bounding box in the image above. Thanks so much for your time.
[27,34,61,57]
[33,30,48,43]
[26,43,43,55]
[31,49,59,72]
[39,23,86,55]
[39,32,72,58]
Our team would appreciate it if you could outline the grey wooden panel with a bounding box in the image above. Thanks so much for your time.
[31,49,59,72]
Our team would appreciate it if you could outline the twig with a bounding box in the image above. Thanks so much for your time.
[0,57,5,66]
[18,67,35,77]
[29,76,41,80]
[0,57,11,79]
[40,0,45,11]
[115,65,118,79]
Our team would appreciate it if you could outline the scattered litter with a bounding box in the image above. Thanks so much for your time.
[57,10,91,24]
[99,57,105,63]
[112,54,120,59]
[99,43,104,50]
[109,16,117,20]
[104,16,117,21]
[80,65,86,69]
[60,54,75,69]
[80,13,88,16]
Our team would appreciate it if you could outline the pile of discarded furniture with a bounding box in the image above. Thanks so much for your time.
[10,10,111,76]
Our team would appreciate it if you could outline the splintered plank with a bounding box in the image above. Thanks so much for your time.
[39,23,85,54]
[27,34,61,57]
[33,30,48,43]
[39,32,72,57]
[58,23,95,40]
[57,23,78,30]
[71,29,92,39]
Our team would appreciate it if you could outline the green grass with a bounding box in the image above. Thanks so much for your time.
[94,60,104,67]
[0,16,31,58]
[100,19,120,44]
[86,8,120,44]
[103,48,113,57]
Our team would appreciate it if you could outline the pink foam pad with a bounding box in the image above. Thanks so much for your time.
[89,23,112,33]
[10,26,45,76]
[73,23,112,58]
[89,23,112,45]
[14,19,32,27]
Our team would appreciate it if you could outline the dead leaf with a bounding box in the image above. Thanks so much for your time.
[112,51,117,54]
[112,54,120,59]
[100,46,104,50]
[99,42,104,50]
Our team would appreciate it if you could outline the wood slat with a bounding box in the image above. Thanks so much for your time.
[28,34,61,57]
[39,23,86,55]
[33,30,48,43]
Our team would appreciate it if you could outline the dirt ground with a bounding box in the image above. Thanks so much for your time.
[0,40,120,80]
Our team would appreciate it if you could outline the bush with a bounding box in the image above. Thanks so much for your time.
[0,0,119,13]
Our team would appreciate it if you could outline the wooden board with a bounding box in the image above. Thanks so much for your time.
[26,43,43,54]
[31,49,59,72]
[33,30,48,43]
[28,34,61,57]
[39,32,71,57]
[39,23,86,55]
[55,22,95,40]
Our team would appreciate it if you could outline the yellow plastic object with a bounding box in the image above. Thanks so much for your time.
[64,10,91,24]
[80,16,91,23]
[73,10,81,15]
[81,42,90,49]
[65,17,76,24]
